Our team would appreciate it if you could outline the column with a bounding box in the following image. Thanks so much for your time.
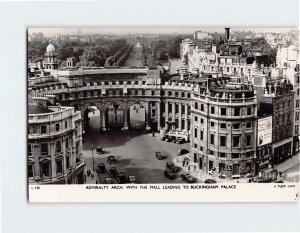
[50,141,56,180]
[178,103,182,131]
[145,102,151,131]
[62,138,67,172]
[165,102,169,130]
[172,102,176,123]
[33,144,40,181]
[123,107,129,131]
[101,108,107,132]
[156,102,161,130]
[184,103,188,132]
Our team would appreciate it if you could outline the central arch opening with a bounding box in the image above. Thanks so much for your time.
[107,105,124,130]
[129,104,146,130]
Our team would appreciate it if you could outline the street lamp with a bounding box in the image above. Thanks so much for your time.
[91,145,95,172]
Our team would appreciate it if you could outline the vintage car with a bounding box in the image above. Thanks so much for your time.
[96,163,106,173]
[117,172,127,184]
[128,175,137,184]
[155,151,163,160]
[164,169,176,179]
[107,155,116,164]
[180,173,195,183]
[109,166,118,177]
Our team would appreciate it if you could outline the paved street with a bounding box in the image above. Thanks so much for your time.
[275,152,299,182]
[83,111,191,184]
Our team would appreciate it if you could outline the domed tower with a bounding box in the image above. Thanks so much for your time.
[43,41,58,70]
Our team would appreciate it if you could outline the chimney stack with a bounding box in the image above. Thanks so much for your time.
[225,28,230,40]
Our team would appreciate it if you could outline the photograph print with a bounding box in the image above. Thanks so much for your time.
[27,27,300,186]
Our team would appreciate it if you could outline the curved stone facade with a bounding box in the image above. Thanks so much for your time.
[28,104,84,184]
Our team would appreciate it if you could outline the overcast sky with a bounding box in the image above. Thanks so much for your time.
[28,27,297,36]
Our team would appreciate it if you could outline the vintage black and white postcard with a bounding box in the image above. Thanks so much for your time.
[27,27,299,202]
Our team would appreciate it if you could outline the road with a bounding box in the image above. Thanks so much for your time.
[83,111,191,184]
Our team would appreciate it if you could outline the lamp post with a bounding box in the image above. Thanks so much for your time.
[91,145,95,172]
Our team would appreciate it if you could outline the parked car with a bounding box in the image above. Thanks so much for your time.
[107,155,116,164]
[180,173,195,183]
[128,175,137,184]
[164,169,176,179]
[175,137,186,144]
[96,146,103,154]
[178,149,189,156]
[204,179,217,184]
[109,166,118,177]
[96,163,106,173]
[166,162,178,172]
[117,172,127,184]
[160,135,168,141]
[155,151,163,160]
[166,136,176,142]
[104,177,114,184]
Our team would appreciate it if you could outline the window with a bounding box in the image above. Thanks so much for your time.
[296,100,299,108]
[66,156,70,169]
[41,162,50,177]
[241,68,243,74]
[28,164,34,178]
[200,146,203,152]
[234,108,240,116]
[28,144,32,156]
[181,92,185,98]
[169,91,172,96]
[220,135,227,147]
[246,122,252,129]
[200,118,204,124]
[55,123,60,132]
[142,90,145,95]
[246,152,251,157]
[188,93,191,98]
[65,121,68,129]
[220,123,226,129]
[282,101,285,108]
[175,104,179,113]
[194,128,198,138]
[168,103,172,112]
[227,67,229,72]
[56,160,63,174]
[194,143,198,149]
[65,137,69,149]
[152,91,155,96]
[221,108,227,116]
[210,121,215,128]
[247,107,251,115]
[232,153,240,159]
[210,134,215,145]
[195,102,198,109]
[194,116,198,122]
[200,130,204,141]
[41,143,48,155]
[246,135,252,147]
[219,153,226,158]
[233,136,240,148]
[175,92,178,97]
[233,123,240,130]
[211,66,214,71]
[201,104,204,111]
[41,125,47,134]
[56,141,61,153]
[211,106,215,114]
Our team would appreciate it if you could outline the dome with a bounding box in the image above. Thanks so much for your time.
[46,42,55,53]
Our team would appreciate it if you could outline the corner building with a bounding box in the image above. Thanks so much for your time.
[191,78,257,177]
[28,98,85,184]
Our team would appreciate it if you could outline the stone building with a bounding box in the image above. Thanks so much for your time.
[28,96,84,184]
[190,76,257,177]
[43,41,58,70]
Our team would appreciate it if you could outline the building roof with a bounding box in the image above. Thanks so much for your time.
[28,103,54,114]
[46,42,55,53]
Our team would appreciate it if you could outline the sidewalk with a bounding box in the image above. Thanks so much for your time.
[275,152,300,173]
[172,155,242,183]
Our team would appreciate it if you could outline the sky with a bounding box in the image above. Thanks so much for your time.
[28,27,297,36]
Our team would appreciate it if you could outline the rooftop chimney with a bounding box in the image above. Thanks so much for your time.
[225,28,230,40]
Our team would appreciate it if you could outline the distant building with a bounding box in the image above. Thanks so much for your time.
[194,31,209,40]
[43,41,58,70]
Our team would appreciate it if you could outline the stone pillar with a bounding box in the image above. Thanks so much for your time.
[101,108,107,132]
[179,103,182,131]
[123,107,129,132]
[33,144,40,181]
[146,102,151,131]
[165,102,169,130]
[172,102,176,123]
[50,141,56,179]
[184,103,188,132]
[156,102,161,130]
